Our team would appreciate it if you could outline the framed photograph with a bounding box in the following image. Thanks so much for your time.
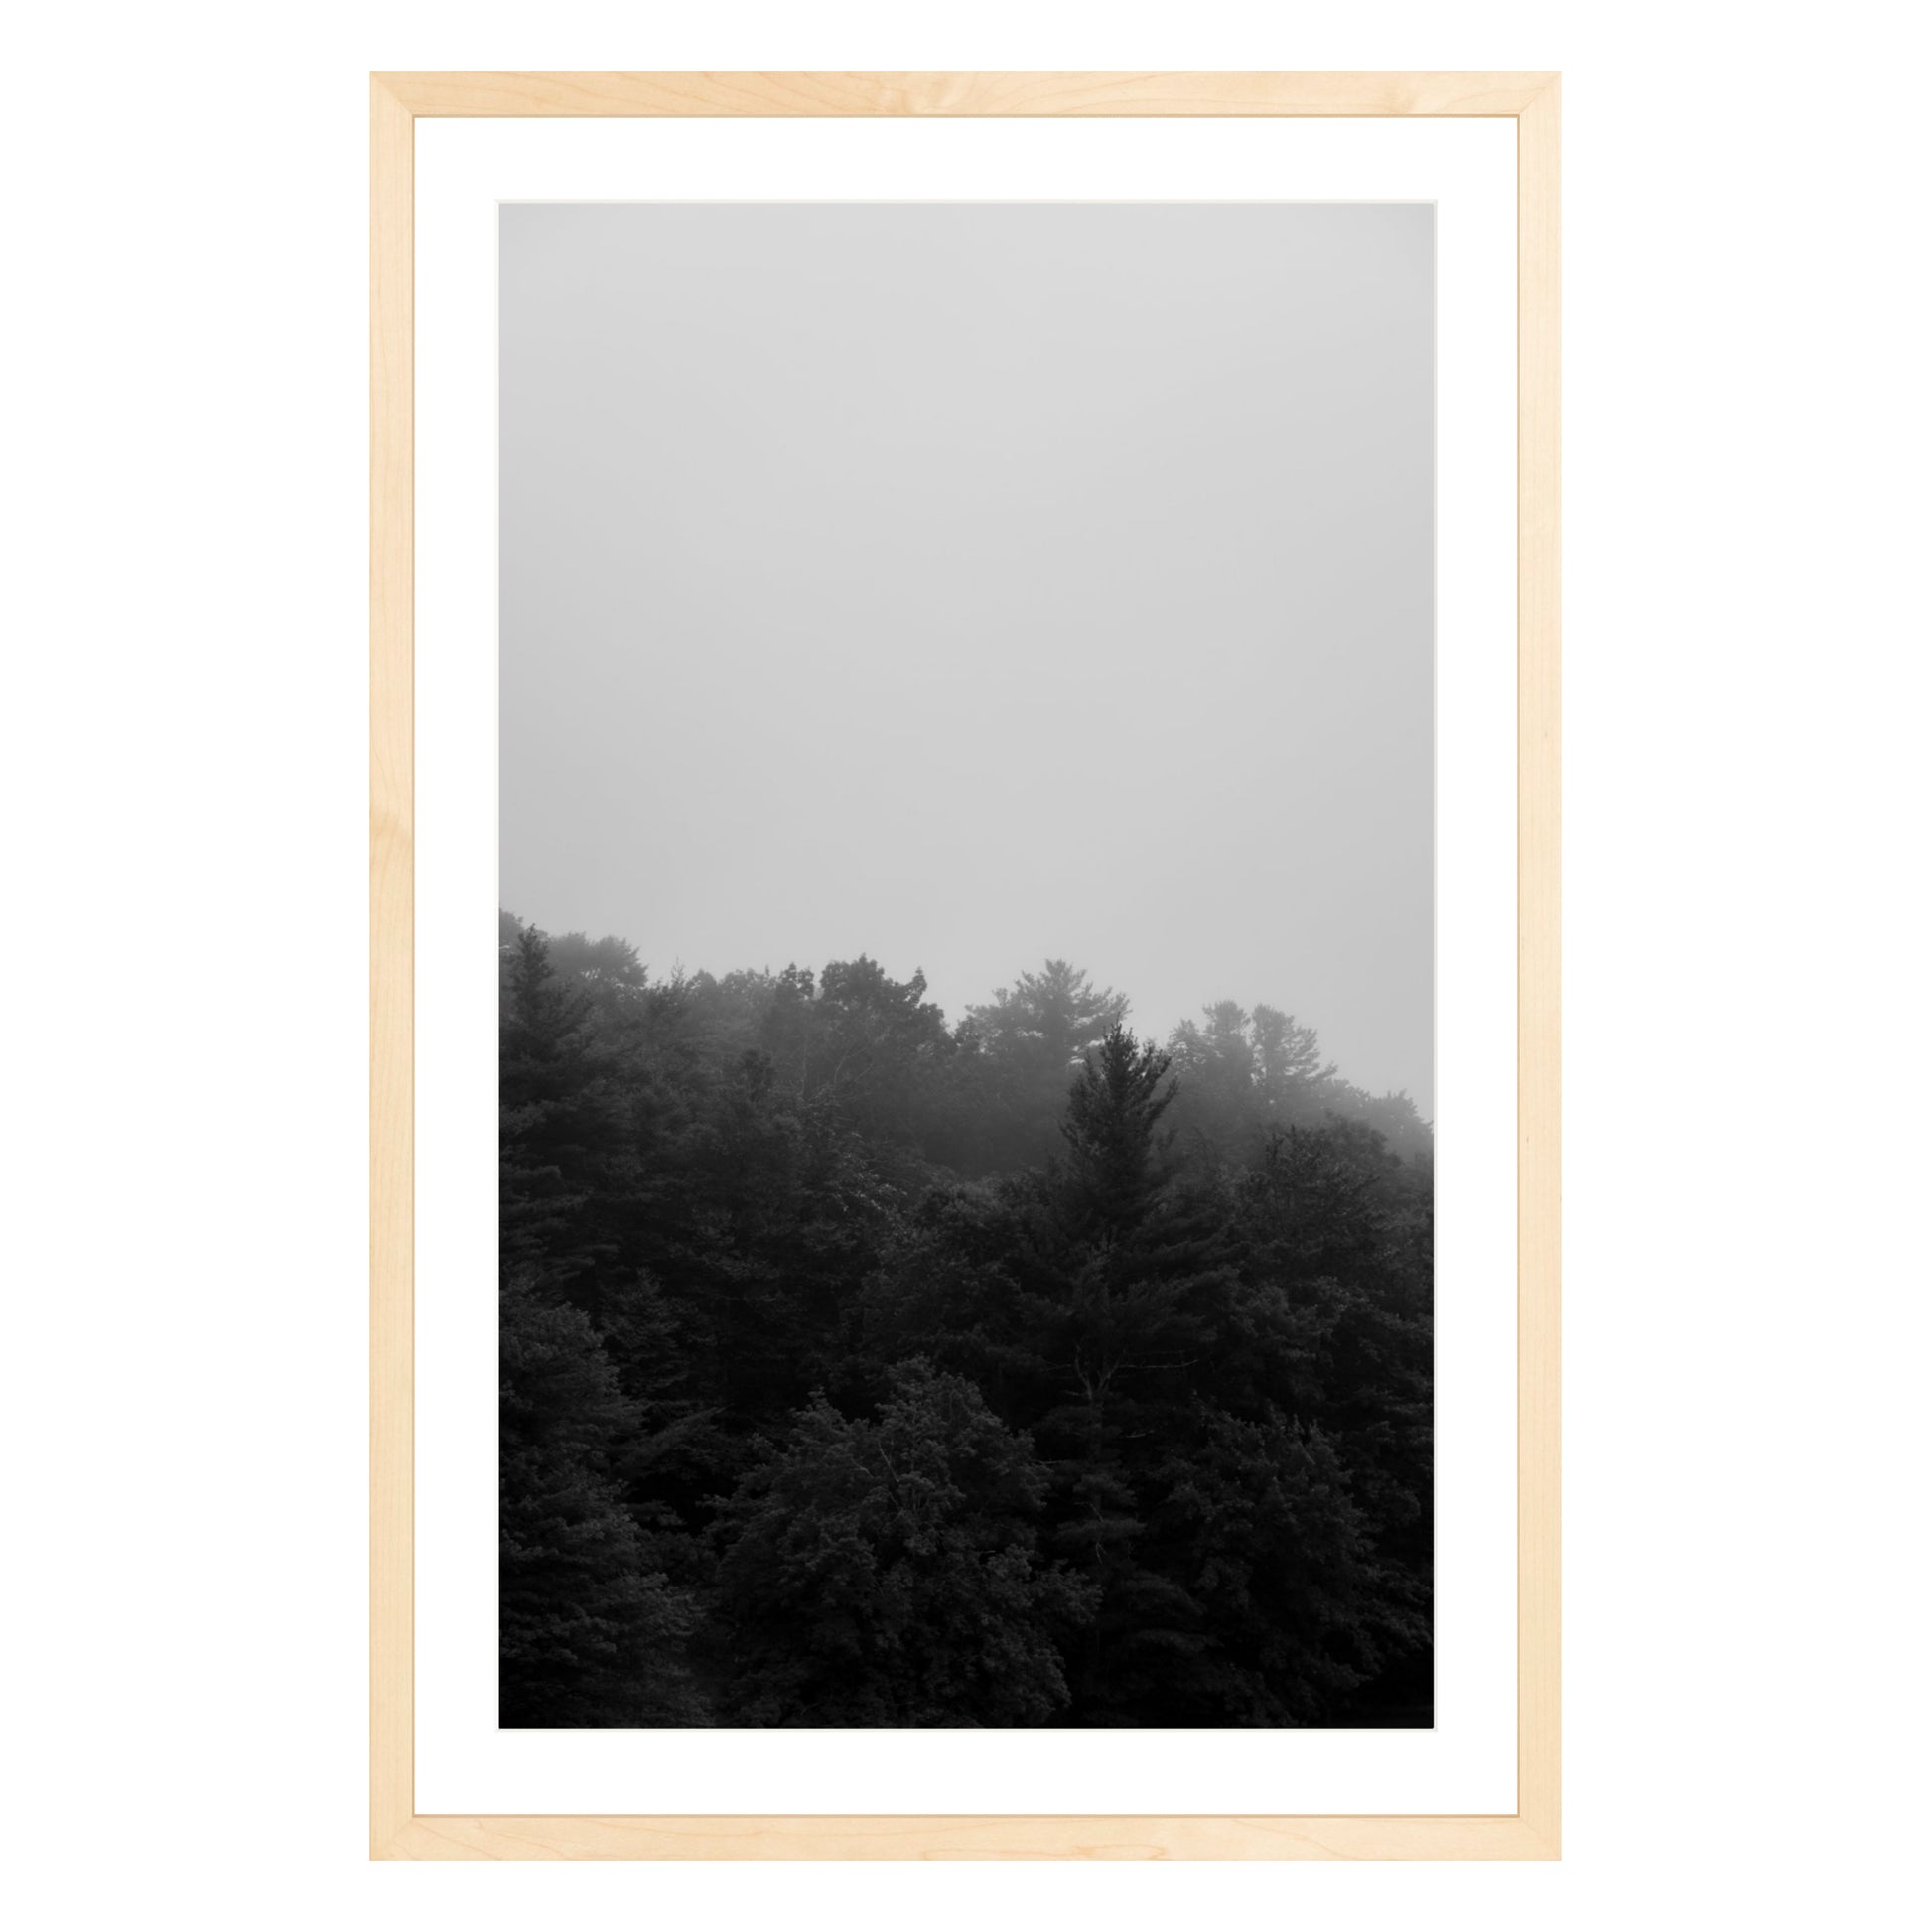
[371,70,1560,1861]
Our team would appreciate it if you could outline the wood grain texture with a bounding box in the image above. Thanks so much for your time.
[368,69,1561,1863]
[375,69,1558,120]
[1516,77,1563,1860]
[369,73,414,1861]
[379,1812,1557,1862]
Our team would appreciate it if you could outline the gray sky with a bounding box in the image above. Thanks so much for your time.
[501,203,1434,1113]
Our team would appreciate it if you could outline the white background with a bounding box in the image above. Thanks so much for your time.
[415,114,1517,1816]
[5,0,1925,1926]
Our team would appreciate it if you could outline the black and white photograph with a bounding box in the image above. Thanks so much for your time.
[497,202,1436,1729]
[17,0,1932,1911]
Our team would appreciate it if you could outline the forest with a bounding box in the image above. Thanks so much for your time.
[500,910,1433,1728]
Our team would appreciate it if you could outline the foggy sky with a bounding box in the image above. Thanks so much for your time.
[500,203,1435,1114]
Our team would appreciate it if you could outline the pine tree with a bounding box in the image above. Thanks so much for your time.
[1058,1023,1177,1236]
[494,912,1435,1728]
[499,1276,706,1726]
[499,926,617,1299]
[962,960,1129,1170]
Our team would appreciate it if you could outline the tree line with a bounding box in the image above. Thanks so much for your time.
[500,911,1433,1727]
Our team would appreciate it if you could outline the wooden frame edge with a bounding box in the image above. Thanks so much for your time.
[1515,76,1562,1858]
[375,1812,1556,1862]
[370,70,1560,1863]
[373,69,1561,119]
[371,70,415,1860]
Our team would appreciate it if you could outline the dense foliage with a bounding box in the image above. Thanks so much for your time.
[499,912,1433,1728]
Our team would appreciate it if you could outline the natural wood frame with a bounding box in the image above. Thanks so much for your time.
[371,69,1560,1862]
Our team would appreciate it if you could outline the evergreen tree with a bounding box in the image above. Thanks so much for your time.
[962,960,1130,1171]
[499,926,618,1300]
[499,1276,705,1726]
[497,914,1435,1728]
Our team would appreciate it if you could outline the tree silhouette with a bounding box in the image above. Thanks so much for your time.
[499,917,1434,1728]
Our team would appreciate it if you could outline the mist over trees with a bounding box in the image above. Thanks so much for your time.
[499,910,1433,1728]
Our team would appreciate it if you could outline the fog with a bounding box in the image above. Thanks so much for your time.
[501,201,1434,1114]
